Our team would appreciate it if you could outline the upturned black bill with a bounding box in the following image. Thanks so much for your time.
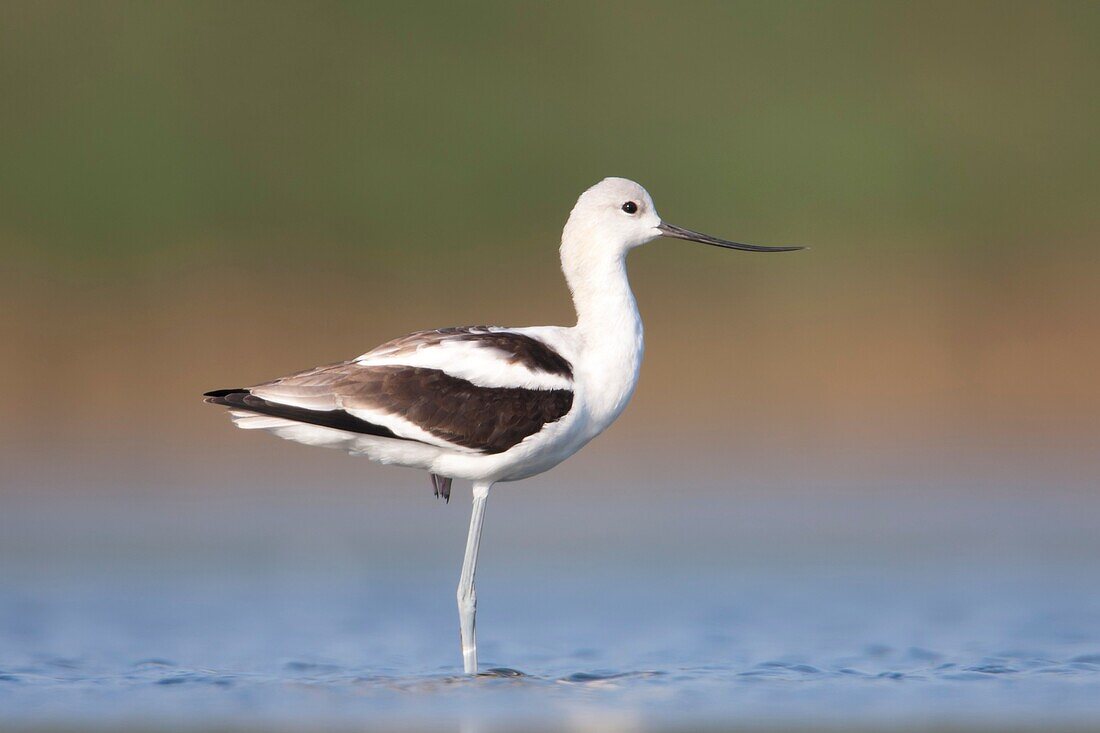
[657,222,804,252]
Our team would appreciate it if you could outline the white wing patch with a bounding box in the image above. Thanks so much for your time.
[356,336,572,391]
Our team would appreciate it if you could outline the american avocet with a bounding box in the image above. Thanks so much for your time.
[204,177,802,674]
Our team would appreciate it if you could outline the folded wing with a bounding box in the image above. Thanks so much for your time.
[204,327,575,456]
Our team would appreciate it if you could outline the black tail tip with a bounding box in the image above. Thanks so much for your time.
[203,388,245,404]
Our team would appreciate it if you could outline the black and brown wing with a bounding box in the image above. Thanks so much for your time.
[204,328,575,456]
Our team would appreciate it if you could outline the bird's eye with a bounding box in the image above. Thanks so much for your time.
[621,201,638,214]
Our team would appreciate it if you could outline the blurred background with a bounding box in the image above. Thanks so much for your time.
[1,2,1099,731]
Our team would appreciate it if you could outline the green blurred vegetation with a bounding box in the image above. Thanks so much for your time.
[1,0,1097,276]
[1,2,1098,495]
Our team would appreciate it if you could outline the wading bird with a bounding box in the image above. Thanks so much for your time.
[204,177,802,674]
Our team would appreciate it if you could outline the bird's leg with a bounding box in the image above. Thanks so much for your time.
[457,481,491,674]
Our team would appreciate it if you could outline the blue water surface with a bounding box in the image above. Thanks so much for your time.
[1,489,1099,731]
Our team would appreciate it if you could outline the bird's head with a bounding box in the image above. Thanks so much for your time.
[562,176,804,259]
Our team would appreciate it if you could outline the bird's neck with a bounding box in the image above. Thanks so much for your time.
[561,239,644,425]
[565,250,641,337]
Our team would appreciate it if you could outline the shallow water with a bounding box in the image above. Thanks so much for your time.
[1,491,1099,731]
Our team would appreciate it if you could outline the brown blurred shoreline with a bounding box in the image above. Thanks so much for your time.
[3,239,1097,498]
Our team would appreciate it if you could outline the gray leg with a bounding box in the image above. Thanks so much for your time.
[457,482,491,674]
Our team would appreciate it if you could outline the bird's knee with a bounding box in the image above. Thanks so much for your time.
[456,587,477,613]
